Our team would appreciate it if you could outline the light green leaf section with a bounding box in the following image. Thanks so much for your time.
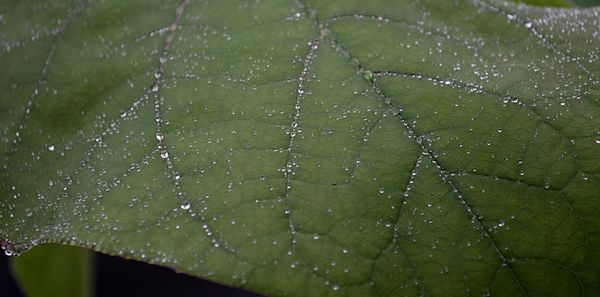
[1,0,599,296]
[11,244,93,297]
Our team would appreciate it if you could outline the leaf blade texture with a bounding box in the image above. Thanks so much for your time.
[1,0,599,296]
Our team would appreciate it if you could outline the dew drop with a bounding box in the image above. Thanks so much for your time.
[523,20,533,29]
[47,145,55,152]
[156,132,164,141]
[362,70,373,82]
[160,151,169,159]
[180,201,191,210]
[1,243,14,257]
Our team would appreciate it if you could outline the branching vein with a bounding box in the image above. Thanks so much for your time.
[283,36,321,251]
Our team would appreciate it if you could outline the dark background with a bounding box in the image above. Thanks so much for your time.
[0,251,263,297]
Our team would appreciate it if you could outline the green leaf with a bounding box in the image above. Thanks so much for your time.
[10,244,93,297]
[510,0,573,7]
[1,0,599,296]
[570,0,600,7]
[508,0,600,8]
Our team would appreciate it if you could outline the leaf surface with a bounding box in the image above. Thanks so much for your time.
[1,0,599,296]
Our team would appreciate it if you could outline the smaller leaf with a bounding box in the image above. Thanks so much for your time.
[10,244,93,297]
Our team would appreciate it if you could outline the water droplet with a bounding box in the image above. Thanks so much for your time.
[160,151,169,159]
[47,145,55,152]
[523,20,533,29]
[1,243,15,257]
[180,201,191,210]
[379,187,385,194]
[156,132,164,141]
[362,70,373,82]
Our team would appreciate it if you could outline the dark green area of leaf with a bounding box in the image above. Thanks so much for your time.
[511,0,600,7]
[568,0,600,6]
[1,0,599,297]
[511,0,572,7]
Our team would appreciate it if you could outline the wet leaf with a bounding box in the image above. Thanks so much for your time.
[511,0,573,7]
[1,0,599,296]
[569,0,600,7]
[510,0,600,7]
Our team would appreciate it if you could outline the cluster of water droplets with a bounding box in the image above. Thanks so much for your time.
[281,38,321,249]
